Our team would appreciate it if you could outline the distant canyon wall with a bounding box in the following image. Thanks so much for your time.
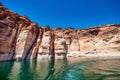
[0,3,120,61]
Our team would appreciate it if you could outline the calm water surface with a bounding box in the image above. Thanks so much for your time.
[0,57,120,80]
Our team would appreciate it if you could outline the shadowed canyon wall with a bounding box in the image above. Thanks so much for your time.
[0,3,120,61]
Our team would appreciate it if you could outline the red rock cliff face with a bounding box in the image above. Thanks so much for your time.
[0,3,120,61]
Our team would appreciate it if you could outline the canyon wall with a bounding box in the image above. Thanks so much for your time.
[0,3,120,61]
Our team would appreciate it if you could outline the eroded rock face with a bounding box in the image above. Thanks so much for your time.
[77,25,120,55]
[54,28,67,57]
[15,22,39,59]
[0,3,120,61]
[38,26,54,58]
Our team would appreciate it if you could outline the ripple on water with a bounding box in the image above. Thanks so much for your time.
[0,57,120,80]
[83,59,120,80]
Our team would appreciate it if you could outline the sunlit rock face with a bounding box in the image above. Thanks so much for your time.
[31,27,43,59]
[54,28,67,57]
[38,27,52,58]
[0,2,120,61]
[78,25,120,55]
[64,28,80,57]
[15,22,40,60]
[0,4,19,61]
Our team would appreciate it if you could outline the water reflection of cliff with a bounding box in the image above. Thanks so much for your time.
[0,57,68,80]
[44,57,68,80]
[0,57,120,80]
[54,57,68,80]
[0,61,14,80]
[9,60,33,80]
[44,58,55,80]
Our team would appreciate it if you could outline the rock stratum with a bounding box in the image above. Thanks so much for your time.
[0,3,120,61]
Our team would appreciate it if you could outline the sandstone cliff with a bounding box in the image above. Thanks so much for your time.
[0,3,120,61]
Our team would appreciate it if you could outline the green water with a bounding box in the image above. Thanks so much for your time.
[0,57,120,80]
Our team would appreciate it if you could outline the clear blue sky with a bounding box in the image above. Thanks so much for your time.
[1,0,120,29]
